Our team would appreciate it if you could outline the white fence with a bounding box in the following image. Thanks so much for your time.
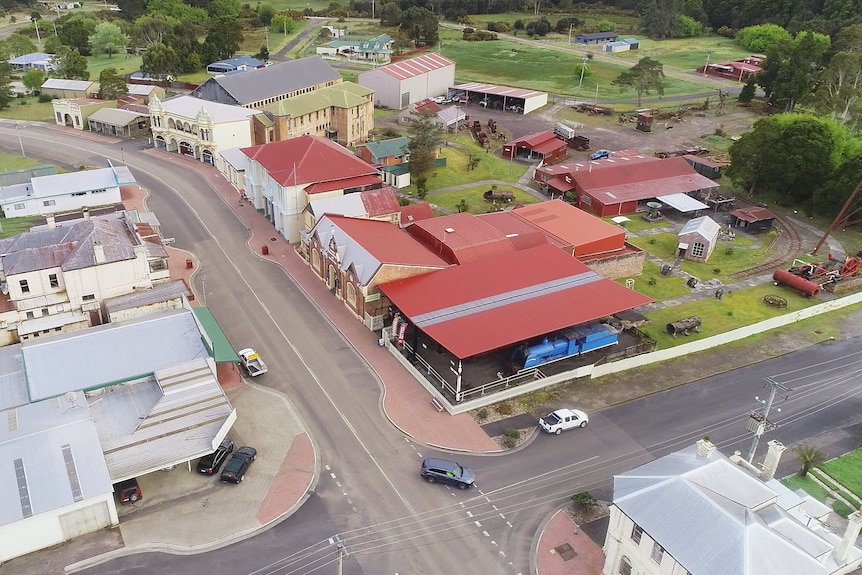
[386,292,862,415]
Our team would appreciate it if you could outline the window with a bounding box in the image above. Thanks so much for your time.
[56,112,63,122]
[346,282,356,306]
[618,557,632,575]
[43,200,56,207]
[19,280,29,294]
[49,274,59,288]
[26,311,34,319]
[630,524,643,545]
[651,542,664,564]
[41,308,48,315]
[14,203,24,210]
[149,259,168,272]
[82,294,95,301]
[691,242,705,258]
[71,191,86,197]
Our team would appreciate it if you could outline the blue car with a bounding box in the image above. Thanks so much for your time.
[590,149,611,160]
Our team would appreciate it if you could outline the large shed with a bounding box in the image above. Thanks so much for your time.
[503,131,567,163]
[449,82,547,114]
[574,32,618,45]
[358,53,455,110]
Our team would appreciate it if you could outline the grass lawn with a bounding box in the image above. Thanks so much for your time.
[604,215,667,233]
[0,215,44,239]
[0,152,48,172]
[617,259,692,301]
[420,141,528,190]
[439,33,715,99]
[640,282,820,347]
[782,475,830,502]
[85,55,143,81]
[821,451,862,502]
[607,36,752,71]
[2,97,56,121]
[427,185,538,214]
[628,231,770,284]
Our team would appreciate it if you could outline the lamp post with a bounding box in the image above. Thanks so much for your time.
[578,56,588,91]
[14,123,25,157]
[31,17,41,47]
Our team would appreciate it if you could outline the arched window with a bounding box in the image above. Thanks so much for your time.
[311,249,321,274]
[346,282,357,307]
[618,556,632,575]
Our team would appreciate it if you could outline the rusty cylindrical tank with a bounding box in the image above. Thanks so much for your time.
[773,269,821,297]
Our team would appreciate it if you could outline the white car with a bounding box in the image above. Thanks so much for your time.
[432,96,448,104]
[539,408,589,434]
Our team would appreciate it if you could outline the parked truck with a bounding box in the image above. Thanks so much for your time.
[553,123,591,151]
[506,324,618,373]
[238,348,268,377]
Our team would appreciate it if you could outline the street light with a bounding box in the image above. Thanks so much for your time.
[578,56,588,90]
[14,123,25,157]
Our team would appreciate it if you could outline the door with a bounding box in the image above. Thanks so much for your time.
[59,501,112,540]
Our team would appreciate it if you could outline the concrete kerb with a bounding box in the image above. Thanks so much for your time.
[530,505,570,575]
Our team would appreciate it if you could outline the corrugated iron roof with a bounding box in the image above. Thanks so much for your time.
[359,137,410,160]
[103,280,189,314]
[475,211,549,251]
[359,186,401,215]
[375,53,454,80]
[398,202,435,226]
[679,215,721,240]
[379,244,652,358]
[731,207,776,223]
[406,212,517,265]
[0,344,27,411]
[41,78,96,91]
[512,199,625,253]
[453,82,546,99]
[304,174,383,194]
[242,135,379,187]
[577,157,718,204]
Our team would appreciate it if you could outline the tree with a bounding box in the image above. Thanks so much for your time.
[21,68,46,94]
[379,2,402,27]
[736,24,792,53]
[400,6,439,45]
[43,34,63,54]
[406,108,444,196]
[89,21,129,58]
[117,0,147,21]
[810,51,862,123]
[796,444,826,478]
[738,77,757,103]
[761,31,831,112]
[613,57,666,107]
[207,0,241,19]
[254,46,269,61]
[0,62,15,110]
[141,42,180,78]
[726,116,783,194]
[98,67,128,99]
[201,16,243,63]
[59,15,98,56]
[676,14,703,37]
[640,0,679,39]
[145,0,208,24]
[4,33,36,57]
[525,17,551,36]
[270,14,298,36]
[832,23,862,54]
[257,3,275,25]
[132,14,177,48]
[50,46,89,80]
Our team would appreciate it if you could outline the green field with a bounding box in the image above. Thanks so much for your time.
[616,259,692,301]
[0,152,49,172]
[85,54,143,80]
[609,36,752,70]
[2,97,56,121]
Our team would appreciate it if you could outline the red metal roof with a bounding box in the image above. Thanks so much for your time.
[360,186,401,216]
[405,212,517,264]
[318,214,448,268]
[513,200,626,256]
[413,99,442,113]
[508,131,557,148]
[242,135,379,187]
[377,53,454,80]
[304,174,383,194]
[378,244,653,358]
[577,157,718,205]
[476,211,549,251]
[398,202,435,226]
[730,207,776,223]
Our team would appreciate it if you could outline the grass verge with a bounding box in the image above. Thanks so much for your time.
[820,451,862,502]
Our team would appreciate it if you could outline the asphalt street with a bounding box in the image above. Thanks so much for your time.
[2,124,862,575]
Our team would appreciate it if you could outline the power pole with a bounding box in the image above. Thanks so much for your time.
[329,535,347,575]
[747,377,790,463]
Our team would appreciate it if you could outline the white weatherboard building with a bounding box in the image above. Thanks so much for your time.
[0,308,237,564]
[603,439,862,575]
[0,165,131,218]
[358,53,455,110]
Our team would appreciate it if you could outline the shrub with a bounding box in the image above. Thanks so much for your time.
[462,27,475,36]
[713,268,721,273]
[513,19,524,30]
[648,238,656,245]
[503,428,521,439]
[38,93,52,102]
[487,21,509,33]
[717,26,735,38]
[464,30,498,41]
[724,247,734,256]
[596,19,615,32]
[648,277,657,285]
[572,491,597,508]
[502,436,518,448]
[495,401,514,415]
[477,407,489,420]
[676,15,703,38]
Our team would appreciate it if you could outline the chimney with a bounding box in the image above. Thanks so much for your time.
[696,437,716,459]
[82,208,90,220]
[46,216,56,229]
[761,439,786,480]
[834,510,862,563]
[93,241,106,264]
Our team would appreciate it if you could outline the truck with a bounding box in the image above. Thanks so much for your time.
[238,348,268,377]
[553,122,577,140]
[506,324,618,373]
[553,123,590,150]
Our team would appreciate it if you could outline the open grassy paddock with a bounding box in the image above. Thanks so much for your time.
[427,185,538,215]
[616,259,693,301]
[2,97,56,121]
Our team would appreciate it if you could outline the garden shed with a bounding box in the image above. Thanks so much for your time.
[604,41,632,53]
[574,32,618,45]
[622,38,640,49]
[677,215,720,263]
[729,207,776,233]
[683,155,723,179]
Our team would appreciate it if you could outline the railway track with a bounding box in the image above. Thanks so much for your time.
[731,211,803,279]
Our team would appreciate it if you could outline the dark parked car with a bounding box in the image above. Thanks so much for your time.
[197,439,235,475]
[220,446,257,484]
[420,458,475,490]
[115,478,142,505]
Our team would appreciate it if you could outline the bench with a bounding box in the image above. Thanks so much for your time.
[430,398,445,413]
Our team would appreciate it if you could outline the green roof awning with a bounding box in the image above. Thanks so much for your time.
[192,307,240,363]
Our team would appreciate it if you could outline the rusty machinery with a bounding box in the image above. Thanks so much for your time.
[772,253,862,297]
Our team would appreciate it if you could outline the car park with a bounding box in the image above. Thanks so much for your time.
[220,446,257,484]
[590,149,611,160]
[420,458,475,490]
[539,408,589,434]
[115,478,142,504]
[197,438,235,475]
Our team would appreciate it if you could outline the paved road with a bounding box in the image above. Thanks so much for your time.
[3,125,862,575]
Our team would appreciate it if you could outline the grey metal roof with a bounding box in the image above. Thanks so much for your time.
[0,165,56,187]
[126,84,157,96]
[22,309,210,402]
[29,166,135,200]
[87,107,147,127]
[89,359,235,481]
[18,310,88,336]
[313,215,381,284]
[0,215,139,275]
[8,52,54,65]
[0,344,26,411]
[0,182,32,203]
[103,280,189,314]
[194,56,341,105]
[41,78,96,91]
[308,194,366,220]
[0,399,112,527]
[218,147,249,171]
[613,444,839,575]
[679,215,721,239]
